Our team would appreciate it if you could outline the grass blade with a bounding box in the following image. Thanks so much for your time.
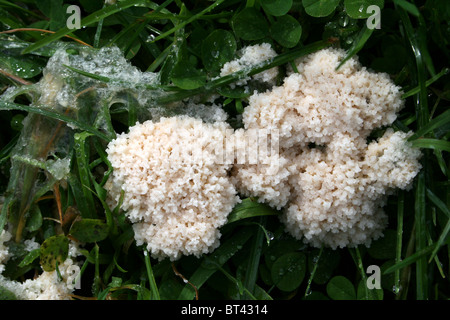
[22,0,156,54]
[426,189,450,263]
[410,139,450,153]
[151,0,226,43]
[408,109,450,141]
[143,248,160,300]
[227,198,278,224]
[217,265,257,300]
[304,246,323,298]
[243,217,266,299]
[402,68,449,99]
[383,244,435,275]
[73,132,97,219]
[414,171,428,300]
[0,101,111,142]
[177,227,252,300]
[336,24,374,70]
[394,191,404,295]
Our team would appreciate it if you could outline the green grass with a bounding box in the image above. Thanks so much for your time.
[0,0,449,301]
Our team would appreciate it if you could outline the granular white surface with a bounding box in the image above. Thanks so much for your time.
[233,48,422,248]
[105,116,240,260]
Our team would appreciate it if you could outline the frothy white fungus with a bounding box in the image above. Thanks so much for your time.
[220,43,278,87]
[105,116,240,261]
[0,229,12,274]
[0,239,81,300]
[233,48,422,248]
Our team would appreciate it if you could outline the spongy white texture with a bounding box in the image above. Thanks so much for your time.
[230,128,294,210]
[105,116,240,261]
[220,43,278,86]
[243,48,404,149]
[233,48,422,249]
[0,229,11,274]
[0,257,80,300]
[0,242,81,300]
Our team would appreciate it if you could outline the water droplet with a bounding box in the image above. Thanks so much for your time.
[305,287,312,296]
[392,284,402,295]
[338,15,349,28]
[219,255,228,265]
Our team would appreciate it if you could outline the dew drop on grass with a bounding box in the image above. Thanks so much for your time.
[305,287,312,296]
[338,15,349,28]
[392,285,401,295]
[312,255,320,264]
[218,255,228,265]
[146,34,156,43]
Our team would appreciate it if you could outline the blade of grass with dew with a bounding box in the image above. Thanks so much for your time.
[93,3,106,49]
[394,191,404,295]
[304,246,323,298]
[0,133,18,164]
[398,5,432,300]
[93,244,101,297]
[63,64,161,92]
[146,43,172,72]
[243,217,267,299]
[336,24,374,70]
[91,179,116,237]
[21,0,158,54]
[92,138,113,186]
[402,68,449,99]
[426,230,446,279]
[426,188,450,263]
[0,0,42,19]
[217,265,256,300]
[150,0,226,43]
[116,0,175,57]
[0,101,112,142]
[144,248,160,300]
[408,109,450,141]
[410,139,450,153]
[73,132,97,219]
[383,243,435,275]
[398,7,430,128]
[394,0,420,17]
[227,198,279,224]
[349,248,368,300]
[67,173,93,221]
[177,227,253,300]
[414,171,428,299]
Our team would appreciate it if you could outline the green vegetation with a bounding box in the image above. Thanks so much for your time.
[0,0,449,301]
